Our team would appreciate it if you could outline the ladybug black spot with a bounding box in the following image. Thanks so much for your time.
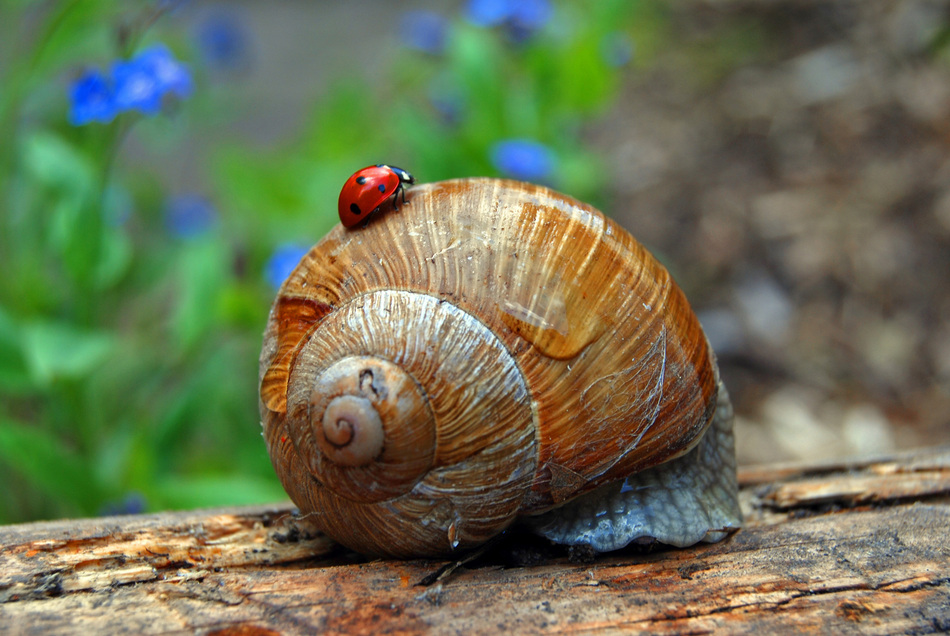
[356,176,367,185]
[377,184,386,193]
[350,203,362,216]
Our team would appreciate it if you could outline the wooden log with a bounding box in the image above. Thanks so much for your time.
[1,448,949,634]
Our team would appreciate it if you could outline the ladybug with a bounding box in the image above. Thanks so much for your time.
[338,164,415,228]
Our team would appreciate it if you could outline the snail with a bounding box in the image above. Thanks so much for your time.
[258,178,742,558]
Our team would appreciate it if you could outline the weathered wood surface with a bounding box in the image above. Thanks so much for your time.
[1,448,949,635]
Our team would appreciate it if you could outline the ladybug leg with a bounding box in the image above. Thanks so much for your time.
[393,184,407,211]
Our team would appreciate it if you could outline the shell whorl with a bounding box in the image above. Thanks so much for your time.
[267,289,536,557]
[305,354,434,499]
[259,178,719,557]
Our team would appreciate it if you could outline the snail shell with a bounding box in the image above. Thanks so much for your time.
[259,178,741,558]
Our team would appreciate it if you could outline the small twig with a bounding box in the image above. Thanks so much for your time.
[414,537,504,587]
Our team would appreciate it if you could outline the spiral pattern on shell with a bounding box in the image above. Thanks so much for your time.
[259,178,719,558]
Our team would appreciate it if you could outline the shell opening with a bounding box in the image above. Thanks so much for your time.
[318,395,384,466]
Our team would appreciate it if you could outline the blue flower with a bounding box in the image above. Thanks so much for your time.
[466,0,509,27]
[99,492,146,516]
[399,10,449,55]
[68,43,193,125]
[265,243,310,290]
[465,0,552,34]
[68,69,117,125]
[490,139,556,181]
[194,9,252,72]
[165,194,217,238]
[112,60,162,115]
[509,0,552,31]
[113,44,193,115]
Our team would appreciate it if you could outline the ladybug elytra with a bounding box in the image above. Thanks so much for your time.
[338,164,415,228]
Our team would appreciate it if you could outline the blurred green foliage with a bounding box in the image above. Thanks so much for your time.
[0,0,667,523]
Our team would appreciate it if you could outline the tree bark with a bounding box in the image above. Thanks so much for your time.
[1,448,949,634]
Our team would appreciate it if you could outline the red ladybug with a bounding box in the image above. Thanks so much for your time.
[338,164,415,228]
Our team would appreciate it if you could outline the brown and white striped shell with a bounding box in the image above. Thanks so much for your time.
[259,178,741,558]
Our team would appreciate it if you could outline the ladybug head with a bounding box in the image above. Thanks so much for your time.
[378,164,415,185]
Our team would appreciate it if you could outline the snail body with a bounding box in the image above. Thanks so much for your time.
[259,178,741,558]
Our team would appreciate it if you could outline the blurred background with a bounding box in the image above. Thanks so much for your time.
[1,0,948,524]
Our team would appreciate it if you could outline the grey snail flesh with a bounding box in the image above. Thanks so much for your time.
[259,178,742,558]
[525,382,740,550]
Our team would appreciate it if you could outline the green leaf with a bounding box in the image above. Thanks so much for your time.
[21,321,115,386]
[23,130,108,286]
[93,226,132,289]
[0,416,98,512]
[23,129,97,192]
[0,306,33,393]
[452,26,506,140]
[27,0,121,77]
[170,240,229,352]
